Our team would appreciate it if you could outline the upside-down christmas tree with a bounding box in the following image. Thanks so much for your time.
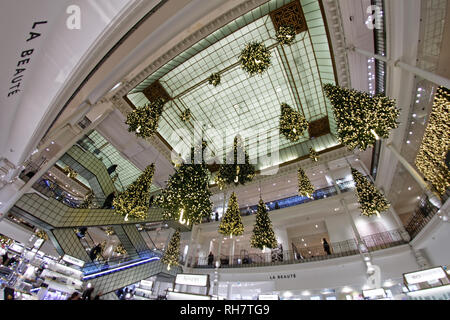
[351,167,390,217]
[250,199,278,250]
[157,142,212,225]
[298,167,315,198]
[113,164,155,220]
[323,83,399,151]
[161,229,181,270]
[279,103,309,142]
[215,136,255,189]
[218,192,244,238]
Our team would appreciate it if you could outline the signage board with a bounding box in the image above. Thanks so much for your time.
[362,288,386,299]
[258,294,279,300]
[62,254,85,267]
[175,274,209,287]
[140,280,153,288]
[404,267,448,285]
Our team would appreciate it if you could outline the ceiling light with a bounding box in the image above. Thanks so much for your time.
[417,196,421,200]
[283,291,293,298]
[288,180,291,183]
[383,280,394,288]
[412,114,417,118]
[304,244,307,247]
[315,225,318,228]
[45,148,50,151]
[418,88,423,92]
[51,141,55,144]
[409,132,413,135]
[408,187,412,191]
[301,238,304,242]
[416,100,420,103]
[109,82,122,92]
[406,141,411,144]
[334,208,340,211]
[302,291,311,296]
[273,183,276,186]
[276,87,282,92]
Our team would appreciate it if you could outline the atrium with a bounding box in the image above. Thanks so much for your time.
[0,0,449,302]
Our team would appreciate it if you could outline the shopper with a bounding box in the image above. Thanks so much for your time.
[207,252,214,266]
[82,286,95,300]
[1,252,8,265]
[322,238,331,255]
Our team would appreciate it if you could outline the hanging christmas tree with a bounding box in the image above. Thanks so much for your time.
[309,147,319,162]
[208,73,221,87]
[157,142,212,225]
[276,25,296,46]
[180,109,191,123]
[250,199,278,250]
[239,41,271,76]
[35,230,48,241]
[114,244,127,256]
[323,83,399,151]
[298,167,314,198]
[161,229,181,270]
[125,98,166,139]
[351,167,390,217]
[215,136,256,189]
[218,192,244,238]
[113,164,155,220]
[79,191,94,209]
[279,103,309,142]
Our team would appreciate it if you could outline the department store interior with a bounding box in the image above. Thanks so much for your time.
[0,0,449,301]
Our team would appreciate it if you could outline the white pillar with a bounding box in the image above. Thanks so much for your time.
[227,283,232,300]
[229,238,235,265]
[275,227,289,260]
[386,143,442,208]
[349,46,450,88]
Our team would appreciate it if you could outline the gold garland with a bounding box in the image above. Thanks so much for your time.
[63,166,78,179]
[105,227,115,236]
[0,235,13,246]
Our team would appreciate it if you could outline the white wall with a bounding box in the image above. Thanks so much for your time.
[192,245,420,292]
[413,219,450,267]
[325,214,355,242]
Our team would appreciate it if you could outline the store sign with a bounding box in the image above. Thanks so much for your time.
[362,288,386,299]
[175,274,208,287]
[9,243,23,253]
[404,267,447,285]
[33,238,44,249]
[258,294,279,300]
[268,273,296,280]
[62,254,85,267]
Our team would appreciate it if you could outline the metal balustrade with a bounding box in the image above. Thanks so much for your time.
[189,229,407,269]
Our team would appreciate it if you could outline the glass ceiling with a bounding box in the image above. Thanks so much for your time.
[127,0,339,168]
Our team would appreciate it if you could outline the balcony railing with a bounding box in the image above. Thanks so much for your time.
[405,191,449,239]
[205,179,356,223]
[188,229,407,269]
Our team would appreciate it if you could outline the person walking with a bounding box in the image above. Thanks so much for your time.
[322,238,331,255]
[207,252,214,266]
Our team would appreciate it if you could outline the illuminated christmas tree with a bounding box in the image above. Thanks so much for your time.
[298,168,314,198]
[218,192,244,238]
[323,83,399,151]
[415,86,450,196]
[309,147,319,162]
[161,230,181,270]
[279,103,309,142]
[351,167,390,217]
[216,136,255,189]
[113,164,155,220]
[125,98,165,139]
[250,199,277,250]
[157,142,212,225]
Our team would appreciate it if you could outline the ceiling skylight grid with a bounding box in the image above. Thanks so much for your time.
[127,0,340,169]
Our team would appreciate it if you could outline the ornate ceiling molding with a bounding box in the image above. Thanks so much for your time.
[321,0,351,88]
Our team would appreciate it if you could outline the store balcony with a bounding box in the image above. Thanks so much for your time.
[188,229,407,269]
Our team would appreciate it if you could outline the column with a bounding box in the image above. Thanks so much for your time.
[410,246,431,270]
[226,282,232,300]
[349,46,450,88]
[229,238,235,265]
[275,227,289,261]
[386,143,442,208]
[325,163,363,245]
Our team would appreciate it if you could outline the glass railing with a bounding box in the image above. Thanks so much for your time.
[31,178,107,208]
[205,179,356,223]
[189,229,407,269]
[82,249,163,278]
[405,190,449,239]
